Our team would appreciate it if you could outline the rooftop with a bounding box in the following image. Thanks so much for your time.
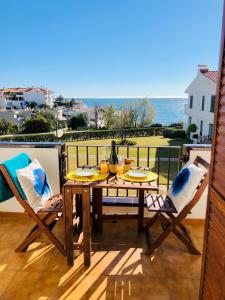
[203,71,218,82]
[0,87,51,94]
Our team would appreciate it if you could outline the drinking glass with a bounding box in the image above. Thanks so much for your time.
[117,156,124,176]
[101,160,108,174]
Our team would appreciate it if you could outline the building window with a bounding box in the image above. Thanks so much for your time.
[200,120,203,136]
[210,95,215,113]
[208,123,213,139]
[201,96,205,111]
[189,96,193,108]
[189,116,192,126]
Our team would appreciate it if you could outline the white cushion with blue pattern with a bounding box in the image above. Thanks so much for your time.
[17,159,53,212]
[167,163,206,213]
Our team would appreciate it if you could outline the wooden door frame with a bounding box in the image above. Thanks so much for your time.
[199,1,225,297]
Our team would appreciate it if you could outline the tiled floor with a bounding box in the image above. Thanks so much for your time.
[0,215,204,300]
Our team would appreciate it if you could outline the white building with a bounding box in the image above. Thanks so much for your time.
[63,106,105,128]
[0,93,6,110]
[184,65,217,142]
[0,87,54,109]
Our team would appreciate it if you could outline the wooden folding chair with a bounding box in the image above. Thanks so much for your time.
[0,164,66,256]
[145,156,209,255]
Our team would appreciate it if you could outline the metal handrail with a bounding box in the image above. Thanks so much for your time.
[66,144,183,193]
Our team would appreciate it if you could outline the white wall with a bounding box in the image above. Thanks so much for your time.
[0,147,60,212]
[0,145,211,219]
[188,149,211,219]
[0,96,7,109]
[23,91,53,108]
[184,72,216,137]
[105,148,211,220]
[23,91,46,106]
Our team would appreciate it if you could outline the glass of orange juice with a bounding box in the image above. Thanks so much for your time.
[117,156,124,176]
[101,160,108,174]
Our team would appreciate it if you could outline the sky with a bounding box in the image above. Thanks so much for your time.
[0,0,223,98]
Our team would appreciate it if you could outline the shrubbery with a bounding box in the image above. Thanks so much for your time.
[168,122,183,128]
[22,116,52,133]
[116,138,137,146]
[68,113,88,130]
[0,127,187,142]
[0,119,18,135]
[150,123,163,127]
[188,123,197,133]
[162,128,186,138]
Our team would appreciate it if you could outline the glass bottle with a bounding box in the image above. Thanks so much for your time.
[109,140,118,175]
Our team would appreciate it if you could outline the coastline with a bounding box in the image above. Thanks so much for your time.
[65,97,187,125]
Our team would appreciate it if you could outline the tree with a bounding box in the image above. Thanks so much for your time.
[188,123,197,133]
[39,104,49,109]
[138,98,155,127]
[127,101,140,128]
[93,105,103,129]
[69,98,77,108]
[0,119,18,135]
[117,99,155,129]
[28,101,38,109]
[55,95,64,102]
[36,111,56,131]
[118,105,131,129]
[68,113,88,130]
[22,116,51,133]
[103,105,116,129]
[54,95,65,106]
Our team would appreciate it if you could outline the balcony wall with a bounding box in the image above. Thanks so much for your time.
[0,143,62,212]
[184,144,211,218]
[0,142,211,219]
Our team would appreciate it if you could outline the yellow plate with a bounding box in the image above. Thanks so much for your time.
[121,171,158,183]
[67,171,108,182]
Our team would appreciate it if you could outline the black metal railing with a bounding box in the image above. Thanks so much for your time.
[66,144,183,194]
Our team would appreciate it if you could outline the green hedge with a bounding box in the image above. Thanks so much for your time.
[162,128,186,138]
[0,127,186,142]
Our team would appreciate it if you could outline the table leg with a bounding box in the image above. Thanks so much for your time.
[92,188,103,233]
[76,194,83,232]
[138,189,145,233]
[64,187,74,266]
[82,188,91,266]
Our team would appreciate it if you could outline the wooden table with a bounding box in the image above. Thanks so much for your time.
[63,181,95,266]
[92,176,159,233]
[63,172,158,266]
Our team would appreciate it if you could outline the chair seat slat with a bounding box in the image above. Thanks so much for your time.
[146,194,177,213]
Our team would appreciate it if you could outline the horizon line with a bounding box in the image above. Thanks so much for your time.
[64,96,187,99]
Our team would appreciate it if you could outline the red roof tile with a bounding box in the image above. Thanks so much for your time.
[0,87,50,94]
[203,71,218,83]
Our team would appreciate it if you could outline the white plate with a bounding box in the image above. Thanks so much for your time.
[127,170,148,178]
[75,169,95,177]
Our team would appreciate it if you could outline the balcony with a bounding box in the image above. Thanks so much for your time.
[0,216,204,299]
[0,142,211,299]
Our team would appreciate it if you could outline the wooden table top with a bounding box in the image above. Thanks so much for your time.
[65,167,159,191]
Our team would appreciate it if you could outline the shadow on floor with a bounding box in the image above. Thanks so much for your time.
[0,217,202,300]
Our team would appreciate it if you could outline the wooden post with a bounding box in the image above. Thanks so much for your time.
[82,187,91,266]
[138,189,145,233]
[64,186,74,266]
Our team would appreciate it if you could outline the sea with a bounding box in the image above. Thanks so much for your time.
[67,98,187,126]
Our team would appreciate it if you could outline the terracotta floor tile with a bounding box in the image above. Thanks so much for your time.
[1,271,41,300]
[0,271,17,298]
[0,216,204,300]
[0,247,29,272]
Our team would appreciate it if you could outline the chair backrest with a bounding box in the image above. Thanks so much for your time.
[0,153,35,214]
[179,155,210,217]
[0,164,37,216]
